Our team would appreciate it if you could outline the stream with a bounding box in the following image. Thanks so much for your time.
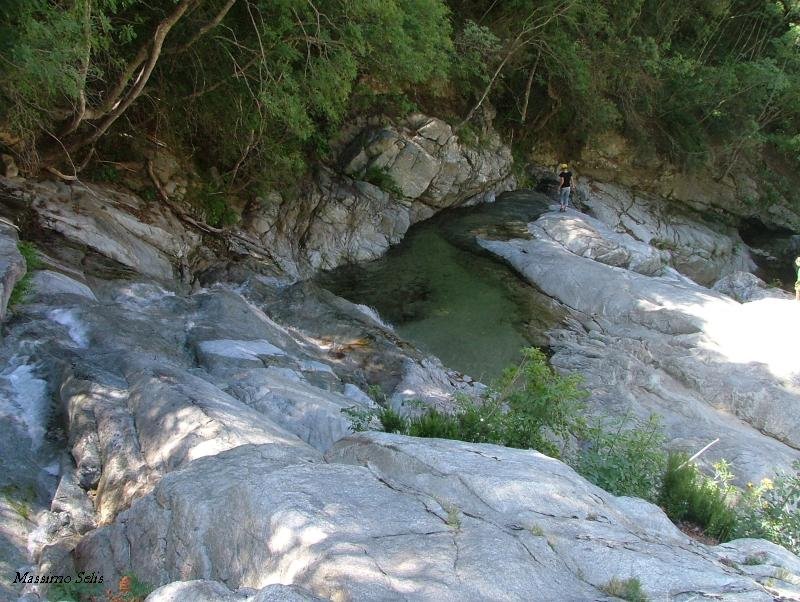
[316,190,563,382]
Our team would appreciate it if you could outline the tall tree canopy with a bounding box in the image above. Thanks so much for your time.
[1,0,799,195]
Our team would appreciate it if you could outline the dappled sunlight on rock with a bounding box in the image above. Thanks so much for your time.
[480,203,800,483]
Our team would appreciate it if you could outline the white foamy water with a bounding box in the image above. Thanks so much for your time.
[47,308,89,348]
[354,304,394,331]
[0,359,49,451]
[113,282,177,309]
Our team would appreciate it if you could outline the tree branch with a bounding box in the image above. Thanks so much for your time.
[167,0,238,55]
[72,0,196,152]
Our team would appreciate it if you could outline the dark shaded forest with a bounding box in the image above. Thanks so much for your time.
[2,0,799,196]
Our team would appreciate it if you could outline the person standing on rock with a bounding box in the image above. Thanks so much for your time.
[558,163,572,212]
[795,257,800,301]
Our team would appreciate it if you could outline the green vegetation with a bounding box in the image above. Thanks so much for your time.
[0,482,36,521]
[2,1,798,202]
[576,413,666,501]
[736,461,800,554]
[343,346,800,555]
[444,503,462,529]
[0,0,452,190]
[601,577,648,602]
[191,182,238,228]
[659,453,738,541]
[374,347,588,458]
[362,166,404,197]
[8,241,42,309]
[340,405,377,433]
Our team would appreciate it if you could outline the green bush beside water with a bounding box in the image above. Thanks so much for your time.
[8,241,42,309]
[343,346,800,556]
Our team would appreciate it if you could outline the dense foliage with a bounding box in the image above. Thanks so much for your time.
[2,1,799,197]
[659,452,739,541]
[736,461,800,553]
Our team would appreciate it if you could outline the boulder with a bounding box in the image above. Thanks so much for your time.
[248,114,514,277]
[145,580,323,601]
[72,433,797,601]
[713,271,792,302]
[32,270,97,301]
[576,179,755,285]
[329,432,799,601]
[479,210,800,483]
[9,178,201,280]
[531,211,665,275]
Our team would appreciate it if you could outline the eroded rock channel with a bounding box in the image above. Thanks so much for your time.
[1,163,799,601]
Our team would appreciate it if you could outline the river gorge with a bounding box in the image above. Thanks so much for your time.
[1,114,800,601]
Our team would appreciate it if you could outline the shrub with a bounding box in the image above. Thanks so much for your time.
[341,406,377,432]
[87,163,120,183]
[378,407,407,434]
[490,347,588,457]
[362,166,403,197]
[191,182,237,228]
[407,409,461,439]
[601,577,648,602]
[8,241,42,308]
[576,414,666,501]
[658,452,738,541]
[356,348,589,457]
[736,461,800,555]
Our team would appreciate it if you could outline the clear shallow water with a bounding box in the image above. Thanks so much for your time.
[317,190,562,381]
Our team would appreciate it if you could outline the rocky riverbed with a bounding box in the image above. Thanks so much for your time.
[1,114,800,601]
[479,180,800,485]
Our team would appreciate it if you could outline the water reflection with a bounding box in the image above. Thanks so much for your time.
[317,190,562,381]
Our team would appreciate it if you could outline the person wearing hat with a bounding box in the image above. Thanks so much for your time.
[558,163,572,212]
[795,256,800,301]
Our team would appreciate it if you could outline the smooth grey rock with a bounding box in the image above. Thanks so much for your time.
[251,114,513,277]
[145,580,325,601]
[714,539,800,600]
[713,271,792,302]
[224,368,374,452]
[532,211,664,275]
[146,579,246,602]
[32,270,97,301]
[75,446,456,599]
[21,179,199,280]
[329,433,787,602]
[5,162,799,602]
[479,210,800,483]
[577,179,755,285]
[0,221,25,320]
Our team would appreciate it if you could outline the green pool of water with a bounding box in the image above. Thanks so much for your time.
[317,190,562,382]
